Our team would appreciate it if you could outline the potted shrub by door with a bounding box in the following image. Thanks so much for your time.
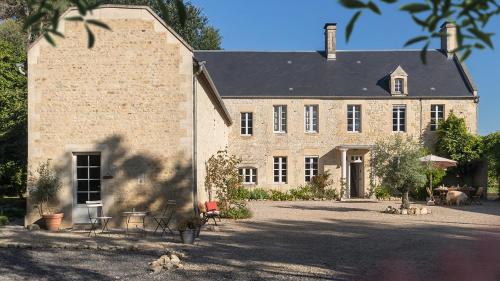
[178,216,202,244]
[29,161,63,231]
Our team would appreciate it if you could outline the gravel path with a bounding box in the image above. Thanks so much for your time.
[1,200,500,280]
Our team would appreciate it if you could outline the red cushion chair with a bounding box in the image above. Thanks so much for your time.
[203,201,221,225]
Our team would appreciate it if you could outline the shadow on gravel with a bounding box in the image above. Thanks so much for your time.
[181,218,500,281]
[275,205,370,212]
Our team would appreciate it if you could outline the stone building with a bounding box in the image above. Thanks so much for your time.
[27,6,478,226]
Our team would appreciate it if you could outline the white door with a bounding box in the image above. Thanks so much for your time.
[73,153,101,224]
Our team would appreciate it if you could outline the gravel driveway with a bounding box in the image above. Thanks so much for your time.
[1,200,500,281]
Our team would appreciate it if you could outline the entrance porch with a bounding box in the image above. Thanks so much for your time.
[337,145,373,199]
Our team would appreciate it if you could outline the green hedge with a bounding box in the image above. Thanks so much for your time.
[235,185,339,201]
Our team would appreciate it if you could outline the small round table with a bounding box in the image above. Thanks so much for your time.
[122,211,149,236]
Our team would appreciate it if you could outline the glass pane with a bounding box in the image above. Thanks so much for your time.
[401,124,406,132]
[89,155,100,166]
[77,180,88,191]
[77,168,88,179]
[89,192,101,201]
[239,169,243,176]
[77,193,88,204]
[89,180,101,191]
[274,176,279,182]
[89,167,100,179]
[76,155,88,166]
[347,111,353,118]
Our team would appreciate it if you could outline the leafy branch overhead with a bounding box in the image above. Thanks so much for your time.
[339,0,500,62]
[24,0,187,48]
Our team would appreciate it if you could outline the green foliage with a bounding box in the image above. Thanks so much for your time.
[28,161,62,215]
[233,187,251,201]
[0,19,27,51]
[6,0,220,50]
[0,161,27,198]
[322,188,339,200]
[339,0,500,62]
[436,112,483,175]
[289,185,314,200]
[248,188,270,200]
[220,203,252,219]
[269,190,293,201]
[374,185,391,200]
[309,171,334,198]
[483,132,500,193]
[0,35,27,198]
[371,135,427,208]
[0,215,8,226]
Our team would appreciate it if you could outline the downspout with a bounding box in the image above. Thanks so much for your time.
[419,98,423,140]
[192,61,205,216]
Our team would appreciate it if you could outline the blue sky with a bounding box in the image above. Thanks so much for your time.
[191,0,499,135]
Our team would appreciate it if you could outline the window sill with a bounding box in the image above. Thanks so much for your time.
[274,132,287,135]
[240,134,253,137]
[305,131,318,134]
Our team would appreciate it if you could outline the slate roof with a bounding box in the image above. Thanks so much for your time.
[194,50,475,98]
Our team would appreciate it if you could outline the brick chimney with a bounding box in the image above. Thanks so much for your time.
[324,23,337,60]
[440,22,457,59]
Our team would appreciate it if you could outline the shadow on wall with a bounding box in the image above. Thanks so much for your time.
[28,134,195,228]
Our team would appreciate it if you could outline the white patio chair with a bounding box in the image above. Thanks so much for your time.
[86,200,112,236]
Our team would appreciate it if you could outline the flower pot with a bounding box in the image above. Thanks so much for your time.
[179,229,196,244]
[42,213,64,231]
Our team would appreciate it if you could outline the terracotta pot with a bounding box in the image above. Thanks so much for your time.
[42,213,64,231]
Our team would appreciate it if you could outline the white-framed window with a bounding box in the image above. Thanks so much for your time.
[304,156,318,182]
[239,167,257,184]
[75,154,101,204]
[430,104,444,131]
[395,78,404,94]
[304,105,319,133]
[273,105,287,133]
[240,112,253,135]
[392,105,406,132]
[273,157,287,183]
[347,105,361,132]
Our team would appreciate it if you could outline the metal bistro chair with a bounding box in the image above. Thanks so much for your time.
[152,200,177,236]
[86,200,112,237]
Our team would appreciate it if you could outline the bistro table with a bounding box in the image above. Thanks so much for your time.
[123,210,149,236]
[433,186,449,205]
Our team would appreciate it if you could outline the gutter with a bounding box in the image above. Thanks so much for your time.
[221,95,477,100]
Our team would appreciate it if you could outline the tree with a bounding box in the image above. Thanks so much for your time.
[0,38,27,198]
[340,0,500,62]
[483,132,500,193]
[436,111,483,176]
[371,135,427,209]
[204,150,242,213]
[1,0,221,50]
[6,1,498,57]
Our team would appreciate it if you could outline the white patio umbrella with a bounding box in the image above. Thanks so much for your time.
[420,154,457,202]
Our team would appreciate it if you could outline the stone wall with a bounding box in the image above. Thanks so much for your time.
[224,98,477,195]
[27,7,195,226]
[195,75,230,205]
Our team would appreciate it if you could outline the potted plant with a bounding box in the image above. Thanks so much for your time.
[178,215,202,244]
[29,161,63,231]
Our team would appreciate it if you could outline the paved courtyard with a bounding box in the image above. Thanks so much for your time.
[1,200,500,280]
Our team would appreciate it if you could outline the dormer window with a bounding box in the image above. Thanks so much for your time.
[395,78,404,94]
[390,65,408,96]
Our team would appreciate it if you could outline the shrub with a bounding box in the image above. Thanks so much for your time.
[269,190,292,201]
[0,215,8,226]
[375,186,391,200]
[248,188,270,200]
[323,188,339,200]
[28,161,62,215]
[221,203,252,219]
[310,171,333,196]
[289,185,313,200]
[234,187,251,200]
